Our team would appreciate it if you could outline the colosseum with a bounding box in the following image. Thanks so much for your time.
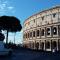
[23,6,60,51]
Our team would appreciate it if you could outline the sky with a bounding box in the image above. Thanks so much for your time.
[0,0,60,44]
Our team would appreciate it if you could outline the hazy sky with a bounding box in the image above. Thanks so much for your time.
[0,0,60,44]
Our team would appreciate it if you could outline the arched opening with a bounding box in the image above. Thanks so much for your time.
[33,31,35,37]
[41,29,44,36]
[40,42,44,50]
[30,32,32,37]
[52,41,57,49]
[37,30,39,36]
[35,42,39,50]
[46,41,50,49]
[26,33,27,38]
[53,27,57,35]
[47,28,50,35]
[24,44,29,48]
[32,42,34,49]
[28,33,29,38]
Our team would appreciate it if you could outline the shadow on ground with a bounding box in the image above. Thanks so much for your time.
[0,47,60,60]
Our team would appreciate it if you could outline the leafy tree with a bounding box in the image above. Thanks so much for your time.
[0,16,22,44]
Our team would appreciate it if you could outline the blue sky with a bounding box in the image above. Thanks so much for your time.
[0,0,60,44]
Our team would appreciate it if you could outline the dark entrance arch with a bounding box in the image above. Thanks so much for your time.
[35,42,39,50]
[40,42,44,50]
[52,41,57,49]
[46,41,50,49]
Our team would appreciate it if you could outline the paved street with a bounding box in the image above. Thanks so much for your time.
[0,49,60,60]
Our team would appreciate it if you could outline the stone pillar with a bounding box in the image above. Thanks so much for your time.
[40,28,41,39]
[44,40,45,51]
[44,40,46,51]
[45,27,46,38]
[51,26,53,37]
[39,40,41,50]
[51,40,52,51]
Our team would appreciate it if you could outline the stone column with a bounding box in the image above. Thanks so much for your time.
[51,40,52,51]
[45,27,46,38]
[51,26,53,37]
[39,40,41,50]
[44,40,46,51]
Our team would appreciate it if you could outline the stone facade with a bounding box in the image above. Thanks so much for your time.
[23,6,60,51]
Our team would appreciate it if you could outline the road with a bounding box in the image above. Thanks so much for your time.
[0,49,60,60]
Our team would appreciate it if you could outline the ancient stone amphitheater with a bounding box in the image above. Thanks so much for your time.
[23,6,60,51]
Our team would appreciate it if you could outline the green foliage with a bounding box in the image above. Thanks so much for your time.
[0,16,22,43]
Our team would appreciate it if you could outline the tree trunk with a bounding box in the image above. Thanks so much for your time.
[14,32,16,44]
[6,30,8,44]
